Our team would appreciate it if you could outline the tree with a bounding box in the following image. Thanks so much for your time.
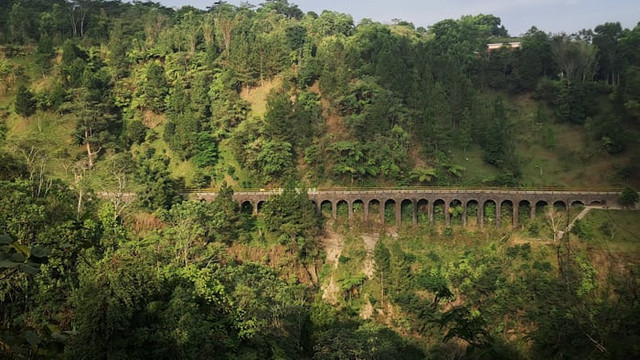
[261,182,322,251]
[516,26,554,91]
[124,120,147,146]
[209,182,247,243]
[134,149,181,210]
[620,186,639,208]
[374,240,391,306]
[255,140,293,183]
[99,153,135,220]
[68,88,116,169]
[161,200,213,265]
[142,62,168,113]
[593,22,624,86]
[545,206,565,242]
[551,35,598,83]
[14,84,36,119]
[35,34,55,72]
[481,97,510,168]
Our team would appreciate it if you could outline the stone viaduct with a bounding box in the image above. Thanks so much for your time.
[189,188,621,228]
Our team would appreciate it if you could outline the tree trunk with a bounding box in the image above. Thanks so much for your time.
[77,189,83,214]
[86,140,94,169]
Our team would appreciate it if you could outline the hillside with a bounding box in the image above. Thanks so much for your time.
[1,1,639,359]
[1,2,640,191]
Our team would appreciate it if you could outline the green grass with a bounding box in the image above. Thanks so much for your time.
[450,147,499,184]
[215,139,255,189]
[577,209,640,253]
[240,77,281,118]
[144,123,198,187]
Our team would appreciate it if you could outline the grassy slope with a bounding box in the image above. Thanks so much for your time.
[502,92,639,188]
[3,47,639,189]
[578,209,640,253]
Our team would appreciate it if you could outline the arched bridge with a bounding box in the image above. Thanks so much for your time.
[189,188,621,228]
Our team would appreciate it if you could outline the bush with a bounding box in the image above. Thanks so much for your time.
[620,186,639,208]
[125,120,147,146]
[570,219,593,240]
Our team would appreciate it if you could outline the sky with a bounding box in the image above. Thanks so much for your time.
[149,0,640,36]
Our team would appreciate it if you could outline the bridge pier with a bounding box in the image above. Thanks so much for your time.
[513,205,519,228]
[530,206,536,220]
[412,199,418,226]
[495,201,502,227]
[253,202,259,216]
[428,202,434,224]
[478,204,484,228]
[364,201,370,222]
[462,202,468,227]
[395,201,402,227]
[348,201,354,220]
[444,201,451,227]
[332,202,337,219]
[380,200,385,224]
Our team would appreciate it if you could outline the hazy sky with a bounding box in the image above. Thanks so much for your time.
[150,0,639,36]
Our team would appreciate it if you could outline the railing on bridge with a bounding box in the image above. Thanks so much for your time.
[183,186,623,194]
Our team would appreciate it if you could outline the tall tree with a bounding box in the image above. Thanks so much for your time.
[142,62,168,113]
[14,84,36,119]
[551,35,598,84]
[593,22,624,85]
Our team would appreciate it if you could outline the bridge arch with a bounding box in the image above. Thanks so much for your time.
[466,199,480,226]
[384,199,398,225]
[352,199,365,220]
[501,199,514,227]
[433,199,446,225]
[368,199,381,224]
[553,200,567,213]
[401,199,414,226]
[483,199,497,226]
[240,200,253,215]
[321,200,332,217]
[449,199,463,226]
[257,200,266,214]
[417,199,429,224]
[535,200,549,216]
[518,200,532,225]
[336,200,349,218]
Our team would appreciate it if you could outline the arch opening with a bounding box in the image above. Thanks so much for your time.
[501,200,514,227]
[417,199,429,223]
[401,199,414,225]
[337,200,349,218]
[240,201,253,215]
[368,199,381,224]
[321,200,332,217]
[466,200,479,226]
[449,199,463,225]
[553,200,567,211]
[535,200,548,216]
[569,200,585,220]
[433,199,446,224]
[483,200,497,225]
[352,200,364,220]
[384,199,397,225]
[518,200,531,226]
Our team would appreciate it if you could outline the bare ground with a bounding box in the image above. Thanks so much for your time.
[319,228,345,305]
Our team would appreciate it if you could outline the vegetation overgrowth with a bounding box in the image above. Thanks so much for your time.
[1,0,639,358]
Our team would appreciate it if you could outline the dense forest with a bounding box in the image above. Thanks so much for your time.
[1,0,639,359]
